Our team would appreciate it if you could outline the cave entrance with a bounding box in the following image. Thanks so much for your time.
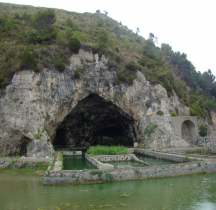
[9,136,32,157]
[181,120,196,142]
[53,94,135,149]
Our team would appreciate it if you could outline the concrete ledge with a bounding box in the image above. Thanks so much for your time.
[135,149,206,162]
[156,147,207,154]
[0,157,52,163]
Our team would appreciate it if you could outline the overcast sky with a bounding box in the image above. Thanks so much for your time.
[3,0,216,76]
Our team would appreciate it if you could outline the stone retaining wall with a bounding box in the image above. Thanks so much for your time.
[85,154,114,169]
[43,159,216,185]
[95,154,137,162]
[0,157,52,163]
[155,147,205,154]
[135,149,206,162]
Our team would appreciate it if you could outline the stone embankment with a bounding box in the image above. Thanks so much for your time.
[43,149,216,185]
[85,154,150,170]
[43,159,216,185]
[0,157,51,169]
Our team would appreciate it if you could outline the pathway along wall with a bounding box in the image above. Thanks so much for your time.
[0,49,192,157]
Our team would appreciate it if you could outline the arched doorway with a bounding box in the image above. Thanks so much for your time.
[53,94,136,148]
[181,120,196,142]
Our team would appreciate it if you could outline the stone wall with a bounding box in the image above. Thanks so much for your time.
[135,149,206,162]
[156,147,205,154]
[43,159,216,185]
[85,154,114,169]
[95,154,137,162]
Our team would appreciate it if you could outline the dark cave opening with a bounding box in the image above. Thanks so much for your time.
[8,136,32,157]
[53,94,135,148]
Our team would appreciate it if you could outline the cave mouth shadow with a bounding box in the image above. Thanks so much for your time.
[53,94,136,149]
[8,135,32,157]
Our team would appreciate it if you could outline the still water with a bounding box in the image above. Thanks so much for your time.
[64,155,178,169]
[0,173,216,210]
[135,154,179,166]
[64,156,96,170]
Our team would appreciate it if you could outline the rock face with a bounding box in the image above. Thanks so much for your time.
[0,49,191,157]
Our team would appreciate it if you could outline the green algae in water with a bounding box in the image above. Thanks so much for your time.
[1,173,216,210]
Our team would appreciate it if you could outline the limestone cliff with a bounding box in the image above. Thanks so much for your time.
[0,50,191,157]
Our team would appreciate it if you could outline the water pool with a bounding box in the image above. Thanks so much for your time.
[135,154,179,166]
[0,173,216,210]
[63,156,96,170]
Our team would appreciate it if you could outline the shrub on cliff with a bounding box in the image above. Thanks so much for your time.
[171,112,177,117]
[55,59,65,72]
[69,37,81,54]
[199,124,208,137]
[19,48,38,71]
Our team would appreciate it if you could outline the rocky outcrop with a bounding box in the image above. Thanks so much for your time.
[0,49,191,157]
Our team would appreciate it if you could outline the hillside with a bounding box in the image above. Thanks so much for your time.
[0,2,216,127]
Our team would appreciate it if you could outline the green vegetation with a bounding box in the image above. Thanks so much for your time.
[36,80,42,86]
[54,59,65,72]
[60,153,64,170]
[0,2,216,122]
[69,37,81,53]
[86,145,130,156]
[199,123,208,137]
[144,123,158,137]
[90,171,102,178]
[171,112,177,117]
[73,67,86,79]
[35,133,41,139]
[121,193,131,197]
[15,155,20,158]
[156,110,164,116]
[0,161,49,175]
[185,156,190,160]
[105,172,113,181]
[146,100,152,109]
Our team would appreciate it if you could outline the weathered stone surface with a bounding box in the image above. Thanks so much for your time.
[0,162,11,169]
[13,162,24,169]
[0,49,196,157]
[27,162,36,169]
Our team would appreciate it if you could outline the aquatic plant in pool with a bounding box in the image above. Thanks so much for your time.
[86,145,130,156]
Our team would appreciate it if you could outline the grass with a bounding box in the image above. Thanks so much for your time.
[86,145,130,156]
[185,156,190,160]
